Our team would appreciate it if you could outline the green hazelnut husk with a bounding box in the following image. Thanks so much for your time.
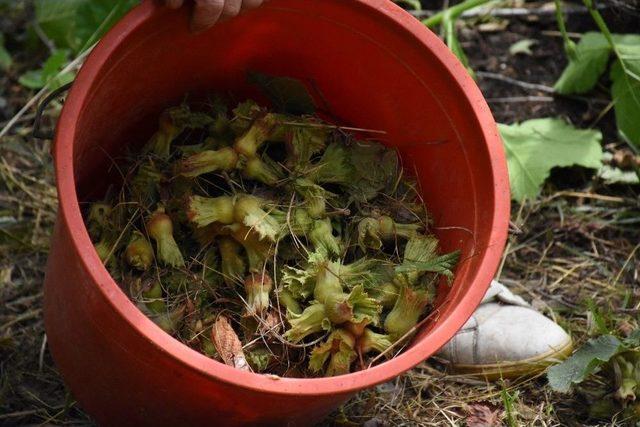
[125,231,154,270]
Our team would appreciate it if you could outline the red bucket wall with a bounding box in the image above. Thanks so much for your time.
[44,0,509,425]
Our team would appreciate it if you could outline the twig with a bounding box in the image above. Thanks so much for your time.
[277,120,388,135]
[423,0,494,27]
[411,4,608,19]
[476,72,555,94]
[0,309,42,331]
[0,410,40,420]
[611,243,640,286]
[486,96,554,103]
[39,333,47,372]
[545,191,626,203]
[33,22,55,53]
[541,30,584,39]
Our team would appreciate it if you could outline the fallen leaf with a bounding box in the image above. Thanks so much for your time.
[509,39,538,56]
[611,149,640,169]
[259,310,281,336]
[499,118,603,201]
[478,19,509,32]
[212,315,250,371]
[466,404,501,427]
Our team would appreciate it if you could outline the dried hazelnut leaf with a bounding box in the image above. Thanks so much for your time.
[212,315,250,371]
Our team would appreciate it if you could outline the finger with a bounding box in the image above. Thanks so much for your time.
[241,0,264,10]
[165,0,184,9]
[220,0,243,20]
[192,0,225,32]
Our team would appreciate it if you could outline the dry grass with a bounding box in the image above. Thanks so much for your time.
[2,96,638,427]
[0,127,92,424]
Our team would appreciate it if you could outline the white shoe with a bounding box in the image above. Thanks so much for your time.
[437,281,573,379]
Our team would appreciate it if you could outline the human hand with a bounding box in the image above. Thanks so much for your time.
[165,0,265,32]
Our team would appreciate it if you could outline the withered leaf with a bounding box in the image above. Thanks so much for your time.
[466,404,501,427]
[212,315,250,371]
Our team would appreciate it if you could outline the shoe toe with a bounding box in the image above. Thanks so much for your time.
[437,303,572,378]
[473,304,572,364]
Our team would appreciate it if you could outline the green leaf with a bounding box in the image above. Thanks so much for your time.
[48,71,76,90]
[499,118,603,202]
[19,49,73,90]
[554,32,611,95]
[347,141,399,202]
[18,70,45,89]
[509,39,537,56]
[74,0,138,53]
[35,0,86,51]
[41,49,69,78]
[625,329,640,347]
[395,250,460,279]
[610,41,640,152]
[547,335,623,393]
[395,0,422,10]
[248,72,316,115]
[0,33,12,71]
[35,0,136,54]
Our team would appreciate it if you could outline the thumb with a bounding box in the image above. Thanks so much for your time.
[192,0,225,32]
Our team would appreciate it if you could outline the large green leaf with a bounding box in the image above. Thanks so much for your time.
[547,335,623,393]
[19,49,75,90]
[34,0,136,53]
[610,38,640,152]
[554,32,611,95]
[74,0,138,53]
[35,0,86,51]
[22,0,136,90]
[499,118,603,202]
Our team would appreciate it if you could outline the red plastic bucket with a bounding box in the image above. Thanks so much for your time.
[43,1,510,425]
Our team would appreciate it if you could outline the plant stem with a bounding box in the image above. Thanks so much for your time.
[423,0,492,28]
[500,383,518,427]
[582,0,640,85]
[553,0,575,58]
[582,0,619,58]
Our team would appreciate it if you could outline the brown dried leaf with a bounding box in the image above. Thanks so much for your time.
[259,310,281,336]
[612,149,640,169]
[466,404,501,427]
[212,315,249,371]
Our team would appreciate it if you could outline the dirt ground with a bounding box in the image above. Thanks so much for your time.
[1,1,639,426]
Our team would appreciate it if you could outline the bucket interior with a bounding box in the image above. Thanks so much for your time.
[68,1,501,350]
